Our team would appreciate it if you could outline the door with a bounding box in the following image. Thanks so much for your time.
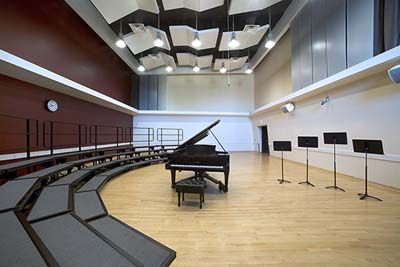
[261,126,269,154]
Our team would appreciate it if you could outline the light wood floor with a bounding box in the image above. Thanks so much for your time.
[101,152,400,267]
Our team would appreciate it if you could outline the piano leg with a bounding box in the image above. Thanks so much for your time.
[171,169,176,188]
[223,170,229,192]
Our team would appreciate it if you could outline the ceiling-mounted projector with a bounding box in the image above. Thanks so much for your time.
[388,65,400,84]
[281,103,295,113]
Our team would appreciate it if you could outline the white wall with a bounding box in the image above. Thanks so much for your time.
[252,71,400,188]
[158,74,254,112]
[133,114,255,151]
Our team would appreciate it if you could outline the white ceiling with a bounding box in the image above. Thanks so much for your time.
[140,52,176,70]
[162,0,225,12]
[124,25,171,55]
[89,0,159,24]
[213,56,248,70]
[176,53,214,68]
[169,26,219,50]
[229,0,283,15]
[219,24,269,51]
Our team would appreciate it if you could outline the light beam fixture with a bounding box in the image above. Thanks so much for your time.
[154,31,164,47]
[245,63,253,74]
[264,7,275,49]
[137,64,146,72]
[228,16,240,49]
[165,62,173,72]
[193,61,200,72]
[191,13,201,48]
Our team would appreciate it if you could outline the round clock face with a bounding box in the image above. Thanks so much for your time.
[46,100,58,112]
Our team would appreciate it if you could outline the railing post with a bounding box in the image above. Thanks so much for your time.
[78,125,82,152]
[95,125,98,150]
[50,121,54,155]
[130,128,132,146]
[147,128,150,150]
[116,127,119,148]
[161,128,163,146]
[26,119,31,159]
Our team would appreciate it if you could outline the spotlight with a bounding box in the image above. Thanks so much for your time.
[115,33,126,48]
[165,65,173,72]
[219,62,227,73]
[245,63,253,74]
[281,102,295,113]
[193,63,200,73]
[137,64,146,72]
[265,33,276,49]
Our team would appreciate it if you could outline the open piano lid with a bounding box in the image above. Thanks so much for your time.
[175,120,220,151]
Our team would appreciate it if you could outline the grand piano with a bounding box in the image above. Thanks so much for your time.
[165,120,230,192]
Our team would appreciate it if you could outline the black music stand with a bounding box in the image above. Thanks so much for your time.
[324,132,347,192]
[353,139,383,201]
[298,136,318,187]
[273,141,292,184]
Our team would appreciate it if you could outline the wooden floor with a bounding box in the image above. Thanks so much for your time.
[101,152,400,267]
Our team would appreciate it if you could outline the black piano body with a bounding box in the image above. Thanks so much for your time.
[165,120,230,192]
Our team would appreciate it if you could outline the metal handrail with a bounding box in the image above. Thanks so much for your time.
[157,128,183,146]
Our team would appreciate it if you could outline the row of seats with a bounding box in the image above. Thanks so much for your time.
[0,145,176,266]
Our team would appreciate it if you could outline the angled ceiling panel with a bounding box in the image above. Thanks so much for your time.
[140,52,176,70]
[89,0,159,24]
[124,25,171,54]
[219,25,269,51]
[229,0,283,15]
[162,0,224,12]
[176,53,213,68]
[169,26,219,50]
[213,56,248,70]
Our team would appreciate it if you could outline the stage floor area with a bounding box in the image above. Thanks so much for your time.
[101,152,400,267]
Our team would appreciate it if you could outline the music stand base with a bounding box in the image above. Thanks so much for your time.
[277,179,291,184]
[358,193,382,201]
[325,185,345,192]
[299,181,315,187]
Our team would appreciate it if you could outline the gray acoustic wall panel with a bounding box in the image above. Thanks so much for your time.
[148,75,159,110]
[299,2,313,89]
[347,0,376,67]
[326,0,347,76]
[139,76,149,110]
[291,15,301,92]
[311,0,328,82]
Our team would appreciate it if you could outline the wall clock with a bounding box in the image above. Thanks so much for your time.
[46,100,58,112]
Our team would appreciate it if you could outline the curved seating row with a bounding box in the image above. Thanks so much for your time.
[0,145,176,266]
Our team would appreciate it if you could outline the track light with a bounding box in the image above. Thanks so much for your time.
[281,102,295,113]
[191,31,202,48]
[245,63,253,74]
[193,62,200,72]
[137,64,146,72]
[219,62,227,73]
[165,64,173,72]
[153,31,164,47]
[228,32,240,49]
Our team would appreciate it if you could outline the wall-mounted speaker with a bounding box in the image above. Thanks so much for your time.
[281,103,295,113]
[388,65,400,84]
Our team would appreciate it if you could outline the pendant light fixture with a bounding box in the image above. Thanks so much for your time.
[165,64,173,72]
[191,13,202,48]
[115,19,126,48]
[193,62,200,72]
[219,62,227,73]
[228,16,240,49]
[265,7,276,49]
[245,49,252,74]
[137,54,146,72]
[154,11,164,47]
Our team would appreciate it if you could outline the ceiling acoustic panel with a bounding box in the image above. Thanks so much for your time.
[140,52,176,70]
[90,0,159,24]
[124,25,171,55]
[229,0,283,15]
[219,25,269,51]
[213,56,248,71]
[169,26,219,50]
[176,53,213,68]
[162,0,224,12]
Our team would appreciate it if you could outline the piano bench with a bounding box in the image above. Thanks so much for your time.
[175,178,206,209]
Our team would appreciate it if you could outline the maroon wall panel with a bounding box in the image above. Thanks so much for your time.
[0,0,133,104]
[0,75,133,155]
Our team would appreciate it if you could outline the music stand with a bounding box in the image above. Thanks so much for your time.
[324,132,347,192]
[353,139,383,201]
[298,136,318,187]
[273,141,292,184]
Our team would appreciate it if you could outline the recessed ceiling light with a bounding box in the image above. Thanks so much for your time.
[153,31,164,47]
